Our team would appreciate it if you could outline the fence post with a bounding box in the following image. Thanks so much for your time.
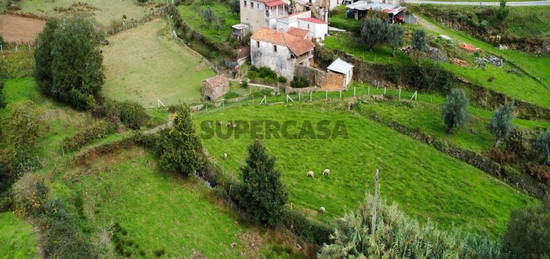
[325,91,328,101]
[339,90,342,99]
[353,87,356,97]
[398,87,401,101]
[368,86,370,97]
[309,91,312,102]
[384,87,386,95]
[298,91,301,102]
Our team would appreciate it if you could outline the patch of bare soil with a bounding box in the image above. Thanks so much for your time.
[0,15,46,44]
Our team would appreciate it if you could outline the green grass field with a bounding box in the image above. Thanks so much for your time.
[17,0,151,27]
[46,147,300,258]
[323,33,412,64]
[177,0,239,43]
[101,18,215,107]
[194,103,534,237]
[0,212,39,259]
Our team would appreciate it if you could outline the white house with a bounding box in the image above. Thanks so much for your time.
[327,58,354,87]
[297,17,328,41]
[250,27,315,80]
[275,11,311,32]
[240,0,289,32]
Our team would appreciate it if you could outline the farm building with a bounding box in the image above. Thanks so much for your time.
[275,11,328,41]
[346,1,406,23]
[250,27,315,80]
[240,0,289,32]
[232,24,250,40]
[201,75,230,101]
[327,58,354,87]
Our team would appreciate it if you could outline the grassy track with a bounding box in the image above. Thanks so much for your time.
[0,212,39,259]
[101,18,215,107]
[194,104,534,237]
[177,0,239,43]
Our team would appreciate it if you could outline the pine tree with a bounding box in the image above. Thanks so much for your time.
[157,105,204,176]
[442,88,468,134]
[239,140,288,227]
[489,101,515,146]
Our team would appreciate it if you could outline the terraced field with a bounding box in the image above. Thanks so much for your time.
[0,212,39,258]
[195,103,535,237]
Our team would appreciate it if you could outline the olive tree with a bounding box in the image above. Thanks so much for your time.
[387,24,404,56]
[412,29,428,52]
[442,88,468,134]
[489,101,515,145]
[360,16,387,50]
[533,131,550,164]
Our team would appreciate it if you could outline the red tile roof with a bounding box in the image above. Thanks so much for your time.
[251,27,314,56]
[287,27,308,39]
[265,0,285,6]
[298,17,326,24]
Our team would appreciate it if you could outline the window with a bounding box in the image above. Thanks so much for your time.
[307,24,310,29]
[273,45,277,52]
[257,41,260,48]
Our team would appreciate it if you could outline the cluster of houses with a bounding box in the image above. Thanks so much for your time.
[204,0,412,100]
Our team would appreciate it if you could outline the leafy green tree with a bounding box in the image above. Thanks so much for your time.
[533,131,550,164]
[387,24,404,56]
[360,17,387,50]
[489,101,515,145]
[442,88,468,133]
[412,29,428,52]
[501,198,550,258]
[239,140,288,227]
[34,17,104,110]
[0,81,5,108]
[157,105,204,176]
[229,0,240,14]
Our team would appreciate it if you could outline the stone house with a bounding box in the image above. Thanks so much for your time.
[240,0,289,32]
[327,58,354,87]
[201,75,230,101]
[250,27,315,80]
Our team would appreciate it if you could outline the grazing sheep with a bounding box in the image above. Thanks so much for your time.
[223,153,228,159]
[233,122,237,128]
[226,121,232,127]
[307,171,314,178]
[216,120,222,125]
[322,169,330,176]
[207,121,212,128]
[319,207,326,213]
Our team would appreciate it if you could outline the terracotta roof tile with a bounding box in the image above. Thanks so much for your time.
[251,27,314,56]
[287,27,308,39]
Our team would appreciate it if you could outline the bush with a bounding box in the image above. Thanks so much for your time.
[501,198,550,258]
[319,192,500,258]
[61,120,117,152]
[34,17,104,110]
[281,210,332,245]
[489,101,515,145]
[157,105,205,176]
[290,77,308,88]
[277,76,287,84]
[13,173,49,217]
[116,101,149,130]
[0,81,5,108]
[237,140,288,227]
[224,91,241,99]
[240,80,248,88]
[387,24,404,56]
[533,131,550,164]
[412,29,428,52]
[442,88,468,133]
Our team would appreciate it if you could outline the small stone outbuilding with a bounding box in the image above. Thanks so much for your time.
[327,58,354,88]
[202,75,230,101]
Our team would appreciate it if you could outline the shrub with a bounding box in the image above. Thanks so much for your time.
[319,192,500,258]
[34,17,104,110]
[13,173,49,217]
[277,76,287,84]
[61,120,117,152]
[290,77,308,88]
[496,0,509,21]
[489,101,515,145]
[0,81,5,108]
[224,91,241,99]
[240,80,248,88]
[387,24,404,56]
[229,0,239,13]
[412,29,428,52]
[360,17,388,50]
[116,101,149,130]
[237,140,288,227]
[442,88,468,133]
[533,131,550,164]
[501,198,550,258]
[157,105,205,176]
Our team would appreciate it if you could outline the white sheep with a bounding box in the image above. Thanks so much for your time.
[226,121,232,128]
[322,169,330,176]
[223,153,228,160]
[319,207,326,213]
[207,121,212,128]
[307,171,314,178]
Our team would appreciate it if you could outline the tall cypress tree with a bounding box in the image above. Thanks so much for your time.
[157,105,204,176]
[240,140,288,227]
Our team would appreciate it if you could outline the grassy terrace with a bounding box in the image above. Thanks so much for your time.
[194,103,534,237]
[0,212,39,258]
[177,0,239,43]
[102,18,215,107]
[322,27,550,109]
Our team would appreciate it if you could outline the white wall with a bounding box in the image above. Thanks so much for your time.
[250,39,296,80]
[297,20,328,40]
[276,11,311,32]
[241,0,288,32]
